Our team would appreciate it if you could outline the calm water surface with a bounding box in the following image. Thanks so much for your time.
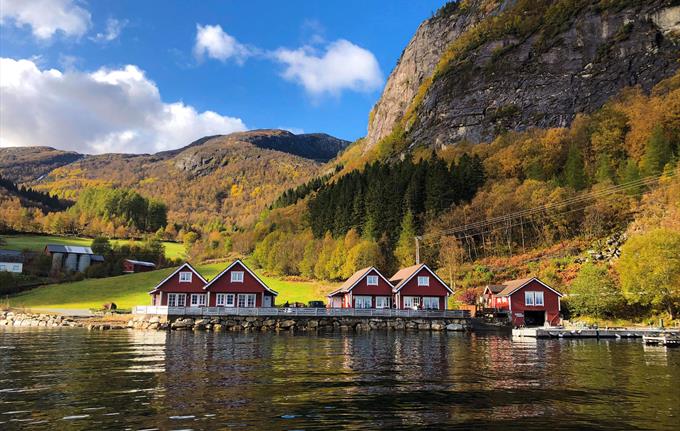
[0,328,678,430]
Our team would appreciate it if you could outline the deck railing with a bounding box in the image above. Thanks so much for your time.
[132,306,470,319]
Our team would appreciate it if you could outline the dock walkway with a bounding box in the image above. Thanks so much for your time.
[512,327,679,339]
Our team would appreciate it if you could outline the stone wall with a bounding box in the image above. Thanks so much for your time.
[0,310,84,328]
[128,315,471,332]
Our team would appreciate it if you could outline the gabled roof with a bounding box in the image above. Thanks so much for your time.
[45,244,94,255]
[148,262,207,294]
[125,259,156,267]
[496,277,563,297]
[390,264,454,294]
[484,284,505,295]
[0,250,24,262]
[202,259,278,296]
[327,267,392,297]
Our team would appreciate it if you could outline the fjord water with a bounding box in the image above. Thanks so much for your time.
[0,329,678,430]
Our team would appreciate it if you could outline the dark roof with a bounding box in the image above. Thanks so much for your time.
[485,284,505,294]
[91,255,105,262]
[45,244,95,255]
[0,249,24,263]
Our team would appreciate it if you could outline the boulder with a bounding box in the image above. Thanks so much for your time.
[446,323,464,331]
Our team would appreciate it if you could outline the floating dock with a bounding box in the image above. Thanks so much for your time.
[643,334,680,347]
[512,327,680,340]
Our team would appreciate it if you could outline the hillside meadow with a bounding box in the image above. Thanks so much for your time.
[6,261,339,311]
[0,234,186,260]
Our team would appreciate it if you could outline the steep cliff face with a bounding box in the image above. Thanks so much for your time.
[365,0,680,152]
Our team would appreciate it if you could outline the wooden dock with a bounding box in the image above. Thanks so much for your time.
[512,327,680,340]
[643,334,680,347]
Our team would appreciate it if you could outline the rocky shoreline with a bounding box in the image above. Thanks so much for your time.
[1,310,471,333]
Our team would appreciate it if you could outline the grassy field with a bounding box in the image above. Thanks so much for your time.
[0,234,185,259]
[7,262,338,311]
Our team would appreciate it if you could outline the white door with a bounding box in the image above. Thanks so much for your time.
[263,295,272,308]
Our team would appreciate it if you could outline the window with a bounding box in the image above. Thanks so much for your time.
[366,275,379,286]
[179,271,192,283]
[168,293,186,307]
[190,294,206,307]
[216,293,235,307]
[423,297,440,310]
[403,296,420,309]
[12,264,20,272]
[237,294,256,308]
[417,276,429,286]
[354,296,372,309]
[0,264,6,272]
[525,291,535,306]
[231,271,244,282]
[375,296,390,309]
[535,291,544,306]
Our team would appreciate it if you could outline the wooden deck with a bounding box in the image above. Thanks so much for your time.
[643,334,680,347]
[132,306,470,319]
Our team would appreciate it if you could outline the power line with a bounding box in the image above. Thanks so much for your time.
[424,171,674,240]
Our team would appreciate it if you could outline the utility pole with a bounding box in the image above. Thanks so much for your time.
[415,236,422,265]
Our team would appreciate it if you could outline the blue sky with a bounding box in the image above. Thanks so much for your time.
[0,0,445,154]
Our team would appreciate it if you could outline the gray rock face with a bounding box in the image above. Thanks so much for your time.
[365,0,680,151]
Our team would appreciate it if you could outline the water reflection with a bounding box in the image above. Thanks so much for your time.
[0,328,678,430]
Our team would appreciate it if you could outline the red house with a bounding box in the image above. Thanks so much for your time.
[148,262,208,307]
[495,277,563,327]
[327,267,394,308]
[390,264,453,310]
[482,284,509,310]
[123,259,156,273]
[203,260,278,308]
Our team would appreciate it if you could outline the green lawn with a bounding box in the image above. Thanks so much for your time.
[7,262,338,311]
[0,234,185,259]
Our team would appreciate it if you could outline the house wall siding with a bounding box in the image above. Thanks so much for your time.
[205,262,275,307]
[508,280,561,326]
[397,268,449,309]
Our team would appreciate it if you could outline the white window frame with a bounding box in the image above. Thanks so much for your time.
[179,271,192,283]
[216,293,236,307]
[534,291,544,306]
[167,293,186,307]
[0,264,6,271]
[403,296,420,309]
[231,271,244,283]
[354,295,372,309]
[525,291,535,306]
[366,275,379,286]
[190,293,206,307]
[417,276,430,286]
[237,293,256,308]
[375,296,390,309]
[12,264,20,272]
[423,297,440,310]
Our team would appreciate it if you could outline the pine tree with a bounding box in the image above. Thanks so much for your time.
[640,125,672,176]
[394,211,417,268]
[564,143,586,190]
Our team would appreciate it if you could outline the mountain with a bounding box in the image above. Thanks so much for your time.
[0,129,349,228]
[365,0,680,153]
[0,146,83,184]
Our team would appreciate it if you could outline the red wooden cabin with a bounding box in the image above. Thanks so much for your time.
[495,277,563,327]
[148,262,207,307]
[327,267,394,308]
[203,260,278,308]
[123,259,156,273]
[482,284,509,310]
[390,264,452,310]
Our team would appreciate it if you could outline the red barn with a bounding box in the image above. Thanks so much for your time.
[390,264,453,310]
[327,267,394,308]
[496,277,563,327]
[203,260,278,308]
[148,263,207,307]
[123,259,156,273]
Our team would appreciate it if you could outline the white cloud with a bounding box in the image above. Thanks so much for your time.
[0,0,91,39]
[91,17,126,43]
[274,39,383,96]
[194,24,251,64]
[0,58,247,154]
